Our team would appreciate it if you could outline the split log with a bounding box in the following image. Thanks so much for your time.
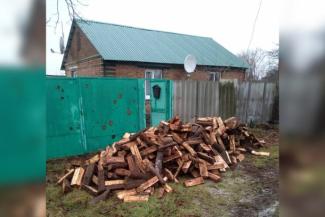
[199,162,208,177]
[208,172,221,183]
[71,167,85,186]
[57,169,74,185]
[62,179,72,193]
[116,189,137,200]
[155,151,164,174]
[82,163,95,186]
[114,168,131,177]
[182,160,192,174]
[124,195,149,202]
[197,152,216,164]
[184,177,204,187]
[181,142,197,157]
[82,185,98,196]
[136,176,159,193]
[107,156,125,164]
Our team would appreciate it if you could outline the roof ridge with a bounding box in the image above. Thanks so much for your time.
[75,18,211,39]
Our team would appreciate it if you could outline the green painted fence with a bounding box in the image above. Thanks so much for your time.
[47,77,145,159]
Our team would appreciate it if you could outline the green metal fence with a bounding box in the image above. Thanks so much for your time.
[47,77,145,159]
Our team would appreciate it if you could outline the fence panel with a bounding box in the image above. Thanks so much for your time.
[173,79,276,124]
[47,77,145,159]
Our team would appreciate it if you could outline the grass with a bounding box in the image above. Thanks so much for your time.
[47,128,279,217]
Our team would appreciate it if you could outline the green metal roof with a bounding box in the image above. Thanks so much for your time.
[63,19,248,69]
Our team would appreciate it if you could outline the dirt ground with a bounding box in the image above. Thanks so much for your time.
[46,127,279,217]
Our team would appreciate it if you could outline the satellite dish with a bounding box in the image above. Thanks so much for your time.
[59,36,65,54]
[184,54,197,73]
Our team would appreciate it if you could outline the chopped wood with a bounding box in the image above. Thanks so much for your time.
[58,115,271,203]
[82,163,95,186]
[184,177,204,187]
[71,167,85,186]
[105,180,126,186]
[208,172,221,183]
[116,188,137,200]
[123,195,149,202]
[136,176,159,193]
[57,169,74,185]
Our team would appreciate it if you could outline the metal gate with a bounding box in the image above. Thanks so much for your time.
[150,79,173,126]
[47,77,145,159]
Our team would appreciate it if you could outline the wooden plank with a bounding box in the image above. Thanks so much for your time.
[140,145,158,156]
[107,156,125,164]
[208,172,221,183]
[71,167,85,186]
[116,188,137,200]
[207,163,225,170]
[82,163,95,186]
[123,195,149,202]
[57,169,74,184]
[182,160,192,174]
[199,162,208,177]
[197,152,216,164]
[184,177,204,187]
[171,132,184,144]
[136,176,159,193]
[105,180,126,186]
[200,143,212,152]
[114,168,131,177]
[181,142,197,156]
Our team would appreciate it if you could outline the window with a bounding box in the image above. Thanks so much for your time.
[69,66,78,78]
[209,72,220,81]
[145,69,162,99]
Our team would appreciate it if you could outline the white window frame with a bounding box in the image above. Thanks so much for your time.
[145,69,163,99]
[209,72,220,81]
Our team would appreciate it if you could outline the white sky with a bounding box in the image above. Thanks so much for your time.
[47,0,279,75]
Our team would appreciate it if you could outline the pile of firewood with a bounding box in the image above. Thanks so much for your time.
[56,116,269,203]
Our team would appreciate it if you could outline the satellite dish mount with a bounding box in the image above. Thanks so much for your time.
[184,54,197,77]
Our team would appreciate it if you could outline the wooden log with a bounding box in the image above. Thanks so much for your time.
[62,179,72,193]
[57,169,74,184]
[174,160,184,179]
[184,177,204,187]
[136,176,159,193]
[114,168,131,177]
[89,189,110,205]
[116,189,137,200]
[106,156,125,164]
[171,132,184,144]
[182,160,192,174]
[207,163,225,170]
[126,155,142,177]
[143,159,165,184]
[164,168,176,182]
[124,195,149,202]
[163,152,182,163]
[105,180,126,186]
[82,185,98,196]
[208,172,221,183]
[251,151,270,156]
[107,162,128,171]
[197,152,216,164]
[181,142,197,156]
[71,167,85,186]
[158,141,177,150]
[200,143,212,152]
[199,162,208,177]
[97,162,106,193]
[140,145,158,156]
[82,163,95,186]
[155,151,164,174]
[124,179,147,189]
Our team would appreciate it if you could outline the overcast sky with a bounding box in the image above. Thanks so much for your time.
[46,0,279,75]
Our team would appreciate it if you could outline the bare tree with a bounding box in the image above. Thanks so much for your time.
[47,0,87,30]
[238,48,269,80]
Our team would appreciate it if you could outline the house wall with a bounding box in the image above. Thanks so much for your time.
[64,26,104,76]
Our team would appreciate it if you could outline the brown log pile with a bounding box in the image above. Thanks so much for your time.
[56,116,269,203]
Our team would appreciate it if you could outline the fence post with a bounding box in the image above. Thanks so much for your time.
[244,79,252,123]
[261,81,268,123]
